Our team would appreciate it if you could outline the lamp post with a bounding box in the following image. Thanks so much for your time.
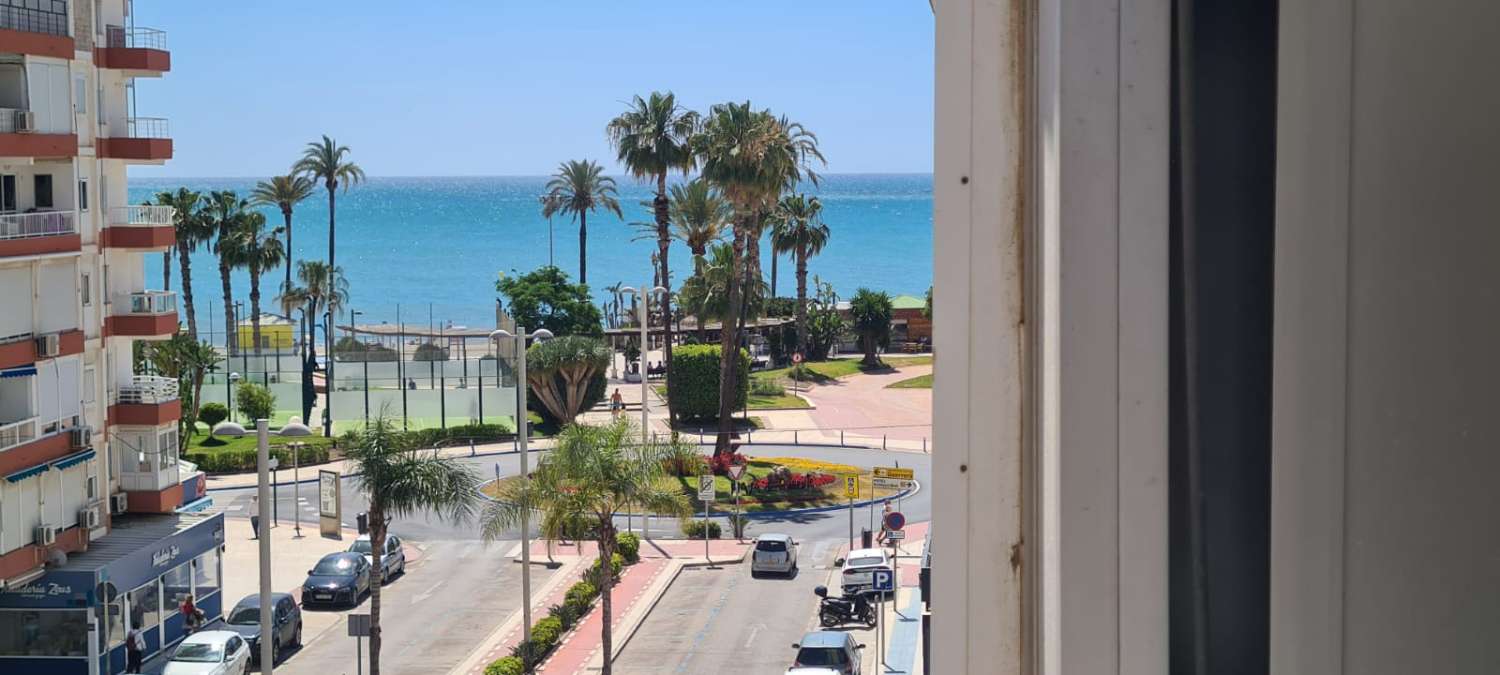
[488,326,553,645]
[228,372,241,421]
[351,310,368,423]
[620,284,668,445]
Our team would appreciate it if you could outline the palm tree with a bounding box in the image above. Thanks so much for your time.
[849,288,894,366]
[669,179,729,274]
[144,333,220,440]
[482,420,690,675]
[251,174,316,299]
[604,282,626,329]
[770,194,831,356]
[295,136,363,433]
[223,211,285,356]
[608,92,700,412]
[346,415,482,675]
[155,188,212,339]
[204,191,249,355]
[279,260,349,423]
[678,242,767,342]
[541,159,622,285]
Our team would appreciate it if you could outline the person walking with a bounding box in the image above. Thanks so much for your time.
[181,594,203,634]
[125,626,145,673]
[250,495,261,540]
[610,388,624,417]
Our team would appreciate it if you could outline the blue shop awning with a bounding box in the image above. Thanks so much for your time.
[0,365,37,378]
[5,463,49,483]
[51,449,95,470]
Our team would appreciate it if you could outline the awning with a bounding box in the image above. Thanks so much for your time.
[51,449,95,470]
[5,463,49,483]
[0,366,37,379]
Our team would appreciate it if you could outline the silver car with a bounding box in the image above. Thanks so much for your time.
[752,533,798,576]
[349,533,406,581]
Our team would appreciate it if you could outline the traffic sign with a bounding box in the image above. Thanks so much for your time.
[871,568,895,592]
[792,352,804,364]
[873,467,914,481]
[698,475,716,501]
[844,476,859,498]
[884,511,906,531]
[871,477,910,490]
[727,464,747,481]
[348,613,371,637]
[885,530,906,541]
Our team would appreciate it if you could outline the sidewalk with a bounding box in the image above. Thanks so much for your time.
[877,520,929,675]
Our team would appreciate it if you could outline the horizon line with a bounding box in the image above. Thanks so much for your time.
[130,171,936,180]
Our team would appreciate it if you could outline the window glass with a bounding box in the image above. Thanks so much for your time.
[33,175,53,209]
[128,582,159,631]
[157,429,178,470]
[81,274,90,306]
[171,642,221,663]
[162,563,192,618]
[78,179,87,211]
[193,548,220,598]
[106,596,124,649]
[756,540,788,552]
[0,609,89,656]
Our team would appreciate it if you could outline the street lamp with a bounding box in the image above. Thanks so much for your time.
[351,310,368,423]
[487,326,553,644]
[227,372,241,421]
[619,284,669,445]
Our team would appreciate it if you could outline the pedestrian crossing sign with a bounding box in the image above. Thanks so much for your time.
[845,475,859,498]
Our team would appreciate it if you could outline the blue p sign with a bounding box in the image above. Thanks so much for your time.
[872,568,895,592]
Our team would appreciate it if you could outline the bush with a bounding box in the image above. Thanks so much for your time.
[565,581,598,607]
[198,403,228,429]
[183,438,334,473]
[681,519,722,539]
[710,452,746,477]
[531,616,564,648]
[509,639,548,670]
[616,532,641,563]
[483,656,525,675]
[586,553,625,587]
[407,423,514,449]
[548,602,582,631]
[668,344,749,421]
[413,342,449,362]
[749,378,786,397]
[234,382,275,421]
[660,445,708,477]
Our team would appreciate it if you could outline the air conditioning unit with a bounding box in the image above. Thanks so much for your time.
[34,525,55,547]
[110,492,129,514]
[35,333,60,358]
[13,110,35,133]
[78,505,102,530]
[69,426,93,450]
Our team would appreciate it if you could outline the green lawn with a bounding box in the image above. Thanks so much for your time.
[185,431,335,455]
[887,373,933,389]
[656,385,810,411]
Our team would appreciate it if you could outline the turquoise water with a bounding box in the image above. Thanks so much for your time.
[127,174,932,331]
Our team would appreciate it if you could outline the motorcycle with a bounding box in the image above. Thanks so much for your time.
[814,585,877,628]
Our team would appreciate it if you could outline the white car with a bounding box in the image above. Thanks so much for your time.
[164,630,251,675]
[349,533,406,581]
[752,533,798,576]
[840,547,893,596]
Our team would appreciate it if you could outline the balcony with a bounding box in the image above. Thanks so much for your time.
[0,209,80,258]
[110,375,181,427]
[0,3,73,59]
[96,25,171,76]
[100,204,175,250]
[0,417,37,454]
[98,117,173,162]
[0,108,79,158]
[105,290,178,339]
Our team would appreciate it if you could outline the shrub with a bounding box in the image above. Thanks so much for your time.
[681,519,722,539]
[749,378,786,397]
[198,403,228,430]
[709,452,746,477]
[565,581,598,607]
[616,532,640,563]
[548,602,582,630]
[234,382,275,421]
[661,445,708,477]
[509,639,548,670]
[182,438,334,473]
[586,553,625,587]
[531,616,564,648]
[728,513,751,539]
[668,344,749,421]
[483,656,525,675]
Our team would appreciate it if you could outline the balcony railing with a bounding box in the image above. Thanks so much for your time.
[126,291,177,315]
[0,417,38,453]
[105,24,167,50]
[113,205,174,227]
[0,2,68,37]
[126,117,170,139]
[117,375,179,405]
[0,210,77,240]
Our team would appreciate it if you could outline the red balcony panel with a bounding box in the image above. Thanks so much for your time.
[0,527,87,584]
[104,312,178,338]
[94,46,171,73]
[126,483,183,514]
[0,232,80,258]
[0,431,70,478]
[0,27,72,59]
[108,399,181,427]
[0,329,82,370]
[100,224,174,249]
[97,137,172,161]
[0,132,78,158]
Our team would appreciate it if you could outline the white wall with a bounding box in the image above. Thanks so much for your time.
[36,259,79,334]
[34,354,81,429]
[0,476,40,553]
[24,60,71,134]
[0,264,33,339]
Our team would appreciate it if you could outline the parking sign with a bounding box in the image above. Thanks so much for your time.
[872,568,895,592]
[698,475,716,502]
[845,476,859,498]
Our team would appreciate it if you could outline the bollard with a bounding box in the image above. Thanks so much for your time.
[748,428,753,443]
[923,437,928,453]
[795,429,799,445]
[884,435,888,451]
[470,438,475,457]
[841,430,845,446]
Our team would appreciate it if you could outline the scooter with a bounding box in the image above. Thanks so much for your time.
[814,585,877,628]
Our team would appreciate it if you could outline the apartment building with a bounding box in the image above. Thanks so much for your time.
[0,3,224,674]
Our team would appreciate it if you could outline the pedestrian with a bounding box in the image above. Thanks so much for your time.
[250,495,260,540]
[181,594,203,634]
[125,626,144,673]
[610,388,624,417]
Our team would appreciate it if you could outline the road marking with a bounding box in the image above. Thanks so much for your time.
[412,579,445,604]
[743,622,765,649]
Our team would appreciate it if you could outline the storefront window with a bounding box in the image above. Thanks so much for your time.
[193,548,220,598]
[0,609,88,656]
[106,596,124,649]
[162,562,192,618]
[128,582,159,632]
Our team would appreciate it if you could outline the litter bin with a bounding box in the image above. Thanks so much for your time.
[861,528,873,549]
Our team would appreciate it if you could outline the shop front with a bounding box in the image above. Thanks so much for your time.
[0,512,225,675]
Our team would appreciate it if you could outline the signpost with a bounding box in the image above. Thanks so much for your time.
[348,613,371,675]
[319,470,342,540]
[698,475,715,564]
[872,568,895,669]
[727,465,747,541]
[845,475,859,549]
[792,352,804,394]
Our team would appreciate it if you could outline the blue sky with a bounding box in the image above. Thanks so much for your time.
[131,1,934,178]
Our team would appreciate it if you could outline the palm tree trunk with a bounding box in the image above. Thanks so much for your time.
[770,249,777,299]
[325,187,336,437]
[654,175,675,426]
[249,262,263,356]
[162,249,172,291]
[715,221,747,456]
[283,207,294,298]
[796,246,809,355]
[220,259,234,357]
[579,210,589,285]
[368,508,386,675]
[178,245,198,339]
[598,526,617,675]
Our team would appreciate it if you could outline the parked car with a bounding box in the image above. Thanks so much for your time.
[164,630,251,675]
[786,669,844,675]
[349,533,406,581]
[300,552,371,609]
[790,631,864,675]
[224,592,302,664]
[840,548,893,596]
[752,533,799,576]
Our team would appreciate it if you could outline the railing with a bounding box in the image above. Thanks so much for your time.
[0,210,77,240]
[126,290,177,315]
[0,417,38,453]
[105,24,167,51]
[125,117,170,139]
[112,205,174,227]
[0,2,69,37]
[117,375,179,405]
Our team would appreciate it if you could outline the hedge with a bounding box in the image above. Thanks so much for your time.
[183,440,334,474]
[668,344,749,421]
[616,532,640,563]
[483,657,525,675]
[681,518,723,539]
[407,423,515,449]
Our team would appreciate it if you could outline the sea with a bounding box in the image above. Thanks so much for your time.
[127,174,933,332]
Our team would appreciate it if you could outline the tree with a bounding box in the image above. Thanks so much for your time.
[346,415,482,675]
[677,243,768,343]
[608,91,700,422]
[251,174,316,300]
[204,191,249,355]
[541,160,621,285]
[770,194,831,356]
[924,285,933,320]
[223,211,285,356]
[279,260,350,423]
[234,381,275,421]
[524,335,611,425]
[144,333,219,439]
[805,277,846,360]
[155,189,212,339]
[496,266,603,336]
[849,288,894,366]
[670,179,729,273]
[295,135,365,431]
[482,420,690,675]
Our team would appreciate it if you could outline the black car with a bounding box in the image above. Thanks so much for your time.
[301,552,371,609]
[225,593,302,664]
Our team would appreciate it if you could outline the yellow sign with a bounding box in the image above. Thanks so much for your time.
[873,467,914,481]
[845,475,860,498]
